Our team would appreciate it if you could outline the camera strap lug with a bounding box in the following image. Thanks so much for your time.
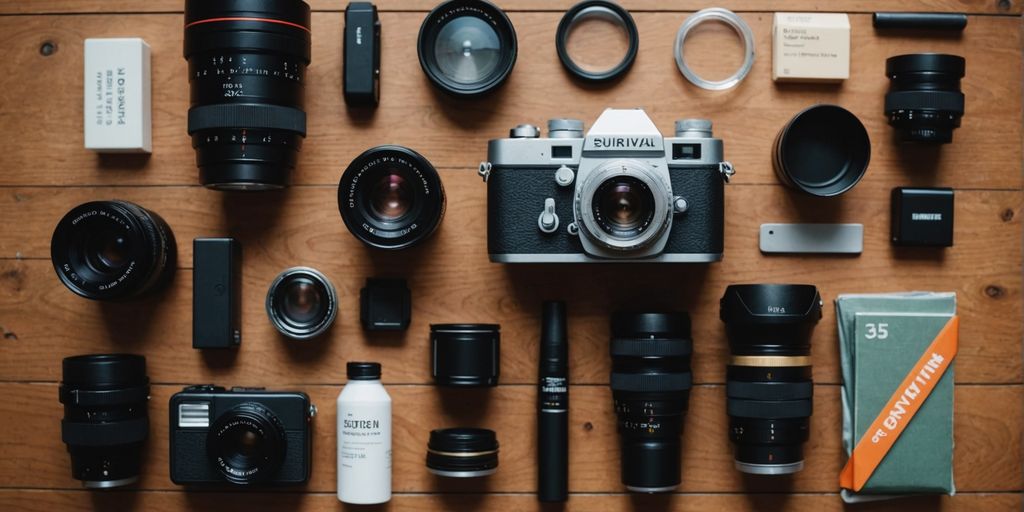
[719,161,736,183]
[478,161,492,182]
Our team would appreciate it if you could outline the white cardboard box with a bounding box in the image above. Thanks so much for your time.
[772,13,850,82]
[84,38,152,153]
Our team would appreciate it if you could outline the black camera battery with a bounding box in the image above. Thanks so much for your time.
[891,187,954,247]
[193,238,242,349]
[344,2,381,107]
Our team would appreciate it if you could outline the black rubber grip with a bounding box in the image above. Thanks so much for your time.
[61,417,148,446]
[610,337,692,357]
[884,91,964,113]
[610,372,692,392]
[726,381,813,401]
[187,103,307,135]
[727,398,812,419]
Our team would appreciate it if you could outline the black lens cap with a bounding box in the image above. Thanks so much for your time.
[347,361,382,380]
[556,0,639,82]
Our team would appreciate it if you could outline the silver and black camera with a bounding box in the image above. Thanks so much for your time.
[169,385,315,486]
[480,108,733,263]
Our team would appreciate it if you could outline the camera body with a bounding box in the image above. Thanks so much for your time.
[169,385,314,486]
[482,108,732,263]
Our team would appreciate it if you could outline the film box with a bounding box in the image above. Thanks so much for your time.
[83,38,152,153]
[772,13,850,82]
[836,293,956,502]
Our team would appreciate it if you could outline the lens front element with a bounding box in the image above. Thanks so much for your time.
[266,267,338,340]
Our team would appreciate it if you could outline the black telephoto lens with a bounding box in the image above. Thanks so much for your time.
[184,0,312,190]
[609,312,692,493]
[339,145,446,250]
[60,354,150,488]
[418,0,518,97]
[51,200,177,301]
[720,284,822,475]
[885,53,965,144]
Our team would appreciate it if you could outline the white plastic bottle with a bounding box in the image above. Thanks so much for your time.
[337,361,392,504]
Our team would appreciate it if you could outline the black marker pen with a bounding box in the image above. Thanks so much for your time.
[538,301,568,502]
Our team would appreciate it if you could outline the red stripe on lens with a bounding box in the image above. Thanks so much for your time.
[185,16,310,33]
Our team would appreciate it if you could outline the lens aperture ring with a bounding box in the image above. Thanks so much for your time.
[726,380,812,401]
[611,372,692,393]
[610,337,692,357]
[727,398,812,419]
[188,104,307,135]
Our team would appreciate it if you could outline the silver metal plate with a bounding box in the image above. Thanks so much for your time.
[760,223,863,254]
[178,402,211,428]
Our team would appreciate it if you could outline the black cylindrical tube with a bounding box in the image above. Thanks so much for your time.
[873,12,967,31]
[538,301,568,502]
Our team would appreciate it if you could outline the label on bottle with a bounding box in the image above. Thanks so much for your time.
[338,400,391,504]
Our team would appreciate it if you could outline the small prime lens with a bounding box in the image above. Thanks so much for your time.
[720,284,822,475]
[209,402,286,485]
[51,200,176,301]
[885,53,966,144]
[593,176,655,238]
[184,0,312,190]
[431,324,500,387]
[426,428,499,477]
[609,312,692,493]
[339,145,446,250]
[60,354,150,488]
[266,267,338,340]
[418,0,518,97]
[556,0,639,82]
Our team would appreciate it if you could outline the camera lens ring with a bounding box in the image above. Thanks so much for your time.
[417,0,518,97]
[209,402,287,485]
[555,0,639,82]
[339,145,446,250]
[266,267,338,340]
[576,160,672,253]
[674,7,755,91]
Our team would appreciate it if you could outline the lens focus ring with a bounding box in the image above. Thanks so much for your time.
[188,104,307,135]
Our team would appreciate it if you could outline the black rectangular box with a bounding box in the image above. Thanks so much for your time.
[344,2,380,107]
[193,238,241,349]
[891,187,954,247]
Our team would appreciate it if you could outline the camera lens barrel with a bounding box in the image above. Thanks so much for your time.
[60,354,150,488]
[339,145,446,250]
[720,284,821,475]
[431,324,500,387]
[266,267,338,340]
[184,0,312,190]
[609,312,692,493]
[51,200,177,301]
[885,53,966,144]
[426,428,499,477]
[209,402,287,485]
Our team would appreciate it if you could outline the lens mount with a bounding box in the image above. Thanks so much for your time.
[674,7,755,91]
[576,160,672,253]
[339,145,446,250]
[555,0,638,82]
[209,402,286,485]
[418,0,518,97]
[266,267,338,340]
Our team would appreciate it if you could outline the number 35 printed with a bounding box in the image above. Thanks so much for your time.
[865,323,889,340]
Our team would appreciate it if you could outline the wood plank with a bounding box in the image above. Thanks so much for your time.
[0,1,1017,15]
[0,383,1018,493]
[0,185,1018,385]
[0,489,1019,512]
[0,13,1018,189]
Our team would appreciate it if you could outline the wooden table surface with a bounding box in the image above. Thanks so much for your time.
[0,1,1021,511]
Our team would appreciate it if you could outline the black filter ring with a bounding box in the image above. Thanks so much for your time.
[555,0,639,82]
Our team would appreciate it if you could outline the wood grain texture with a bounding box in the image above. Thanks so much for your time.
[0,0,1017,15]
[1,383,1020,493]
[0,490,1019,512]
[0,13,1019,189]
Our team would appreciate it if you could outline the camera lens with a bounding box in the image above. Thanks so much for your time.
[266,267,338,340]
[60,354,150,488]
[609,312,692,493]
[209,402,286,485]
[885,53,965,145]
[426,427,499,478]
[593,176,655,238]
[339,145,446,250]
[418,0,517,97]
[183,0,312,190]
[720,284,822,475]
[431,324,501,387]
[51,200,177,301]
[556,0,639,82]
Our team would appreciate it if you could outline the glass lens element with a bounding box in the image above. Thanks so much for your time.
[594,176,654,237]
[564,7,631,74]
[434,17,501,84]
[283,280,324,324]
[370,172,413,220]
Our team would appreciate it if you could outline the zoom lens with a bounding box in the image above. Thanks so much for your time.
[720,284,822,475]
[609,312,692,493]
[418,0,517,97]
[51,200,176,301]
[60,354,150,488]
[209,402,286,485]
[184,0,312,190]
[885,53,965,144]
[266,267,338,340]
[339,145,446,250]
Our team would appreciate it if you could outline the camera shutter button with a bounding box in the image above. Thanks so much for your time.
[510,124,540,138]
[538,198,560,234]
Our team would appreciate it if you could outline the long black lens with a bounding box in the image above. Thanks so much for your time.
[609,312,692,493]
[60,354,150,488]
[884,53,965,144]
[184,0,312,190]
[720,284,821,475]
[51,200,176,301]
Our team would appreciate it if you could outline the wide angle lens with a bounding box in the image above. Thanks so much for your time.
[418,0,518,97]
[184,0,312,190]
[720,284,822,475]
[51,200,177,301]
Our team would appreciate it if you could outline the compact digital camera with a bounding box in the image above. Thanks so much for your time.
[169,385,315,486]
[480,108,733,263]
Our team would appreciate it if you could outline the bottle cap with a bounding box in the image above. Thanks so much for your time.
[347,361,382,380]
